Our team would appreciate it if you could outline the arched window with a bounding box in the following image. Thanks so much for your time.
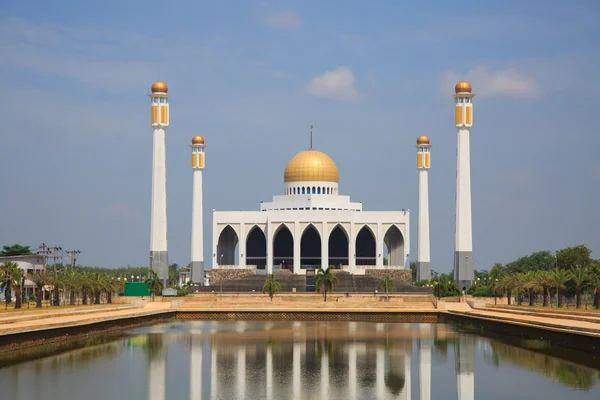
[317,187,321,194]
[294,187,297,195]
[312,186,316,194]
[302,187,306,194]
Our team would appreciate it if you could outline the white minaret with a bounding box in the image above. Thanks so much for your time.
[149,81,170,285]
[453,81,475,291]
[416,135,431,281]
[190,135,206,284]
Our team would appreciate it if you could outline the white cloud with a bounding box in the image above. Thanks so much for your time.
[265,10,301,29]
[442,66,542,98]
[307,66,360,101]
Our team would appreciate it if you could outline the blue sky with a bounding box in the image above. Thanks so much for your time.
[0,0,598,271]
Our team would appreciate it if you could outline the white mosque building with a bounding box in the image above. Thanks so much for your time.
[211,147,410,276]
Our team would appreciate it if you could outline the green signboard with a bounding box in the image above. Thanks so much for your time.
[123,282,151,296]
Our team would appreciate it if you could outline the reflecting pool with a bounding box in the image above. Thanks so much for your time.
[1,321,599,399]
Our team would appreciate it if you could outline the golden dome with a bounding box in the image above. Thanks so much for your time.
[151,81,168,93]
[417,135,430,145]
[455,81,472,93]
[191,135,204,145]
[284,149,339,183]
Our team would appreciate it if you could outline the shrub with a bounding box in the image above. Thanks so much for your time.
[176,289,188,297]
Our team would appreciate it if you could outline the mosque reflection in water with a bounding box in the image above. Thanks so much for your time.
[4,321,599,400]
[141,321,469,400]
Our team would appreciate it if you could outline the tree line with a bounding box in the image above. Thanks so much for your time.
[415,245,600,308]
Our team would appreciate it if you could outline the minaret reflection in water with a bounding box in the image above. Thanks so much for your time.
[194,321,442,399]
[146,334,166,400]
[455,333,476,400]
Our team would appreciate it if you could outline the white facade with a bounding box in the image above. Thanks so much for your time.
[212,163,409,275]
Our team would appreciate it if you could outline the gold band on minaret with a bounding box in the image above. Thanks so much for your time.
[416,136,431,169]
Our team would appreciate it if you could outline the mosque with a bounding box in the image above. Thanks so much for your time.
[147,80,476,289]
[212,147,409,276]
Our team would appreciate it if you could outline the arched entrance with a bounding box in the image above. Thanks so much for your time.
[301,225,321,269]
[356,226,376,266]
[383,225,404,267]
[246,226,266,270]
[217,225,239,265]
[328,225,348,268]
[273,225,293,271]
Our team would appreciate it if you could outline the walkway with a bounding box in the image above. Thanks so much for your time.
[447,305,600,336]
[0,303,169,335]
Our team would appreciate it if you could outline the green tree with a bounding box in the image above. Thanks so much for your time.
[0,244,33,257]
[29,271,49,308]
[315,266,339,302]
[556,245,592,270]
[1,261,19,307]
[534,271,553,307]
[589,261,600,309]
[10,267,25,309]
[146,269,164,301]
[379,275,395,302]
[549,268,570,307]
[527,251,556,271]
[262,273,281,302]
[570,267,588,309]
[409,261,417,282]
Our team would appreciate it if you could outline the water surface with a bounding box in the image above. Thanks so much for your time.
[1,321,599,399]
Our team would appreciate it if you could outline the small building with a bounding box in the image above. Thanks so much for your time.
[0,255,46,299]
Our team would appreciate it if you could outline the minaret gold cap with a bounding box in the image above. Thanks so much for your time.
[455,81,472,93]
[191,135,205,145]
[151,81,169,93]
[417,135,430,145]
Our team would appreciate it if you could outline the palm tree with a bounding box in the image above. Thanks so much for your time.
[315,266,339,302]
[103,274,117,304]
[379,275,395,302]
[522,271,541,306]
[29,271,50,308]
[496,276,515,305]
[49,269,64,306]
[570,267,588,309]
[146,269,164,301]
[589,264,600,309]
[1,261,19,307]
[62,270,80,306]
[11,268,25,309]
[262,273,281,302]
[534,271,553,307]
[549,268,570,307]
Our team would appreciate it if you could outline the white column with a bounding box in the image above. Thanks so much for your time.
[293,342,301,400]
[266,346,273,400]
[349,223,356,273]
[348,343,357,400]
[376,222,383,267]
[150,125,168,281]
[419,341,431,400]
[267,220,273,274]
[376,347,385,399]
[455,128,473,256]
[190,339,202,400]
[321,351,329,399]
[321,221,328,269]
[239,223,246,268]
[237,347,246,399]
[418,169,430,259]
[191,164,204,283]
[293,222,301,274]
